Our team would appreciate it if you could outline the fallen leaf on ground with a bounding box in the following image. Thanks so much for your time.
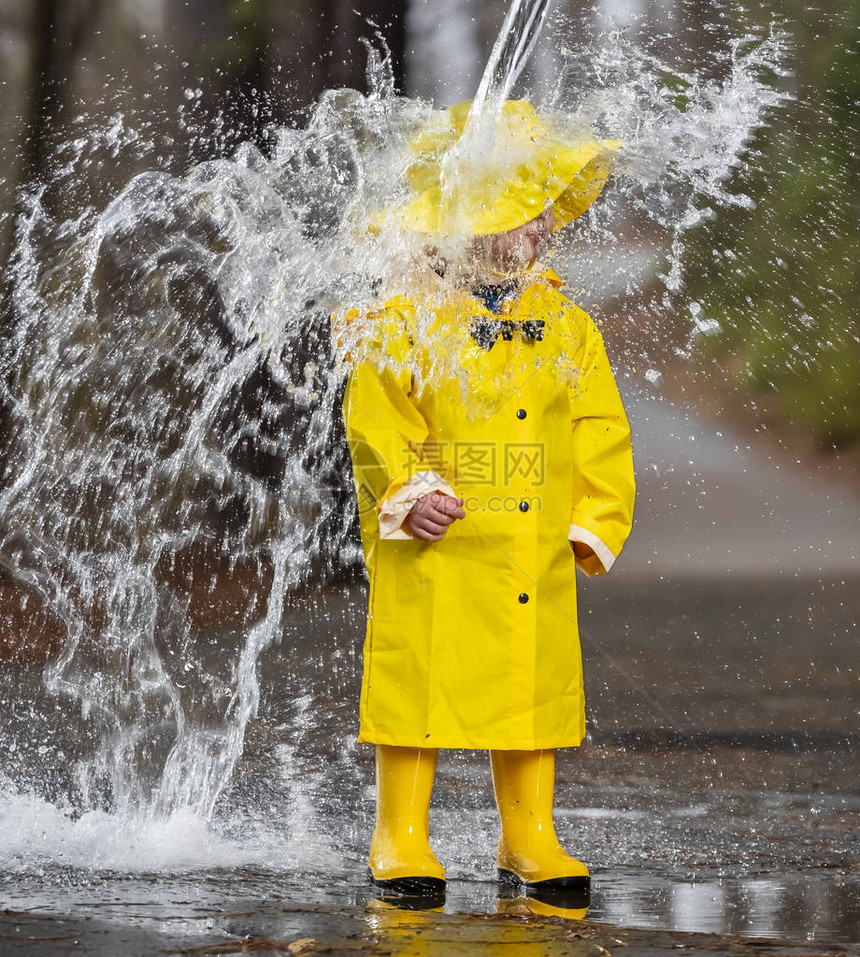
[288,939,317,955]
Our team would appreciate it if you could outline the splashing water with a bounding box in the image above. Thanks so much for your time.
[0,0,799,864]
[472,0,555,115]
[0,77,433,822]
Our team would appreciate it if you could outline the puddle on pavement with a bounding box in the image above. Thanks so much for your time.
[2,868,858,949]
[2,581,858,949]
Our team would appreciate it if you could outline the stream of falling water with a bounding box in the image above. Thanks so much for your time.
[0,0,837,903]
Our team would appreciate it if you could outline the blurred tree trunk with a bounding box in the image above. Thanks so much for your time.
[21,0,106,200]
[2,0,103,300]
[201,0,407,158]
[214,0,279,155]
[0,0,102,474]
[324,0,407,92]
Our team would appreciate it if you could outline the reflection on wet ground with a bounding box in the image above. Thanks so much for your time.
[2,870,858,955]
[591,869,859,940]
[1,580,858,953]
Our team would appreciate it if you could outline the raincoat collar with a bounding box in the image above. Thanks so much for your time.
[530,264,563,288]
[471,277,519,314]
[468,262,562,315]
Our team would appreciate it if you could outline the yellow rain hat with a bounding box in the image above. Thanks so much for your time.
[389,99,619,237]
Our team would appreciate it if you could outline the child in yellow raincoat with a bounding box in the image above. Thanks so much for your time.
[340,100,635,899]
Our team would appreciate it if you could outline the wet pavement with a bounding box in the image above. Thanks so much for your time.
[1,870,858,956]
[1,391,858,955]
[5,570,857,955]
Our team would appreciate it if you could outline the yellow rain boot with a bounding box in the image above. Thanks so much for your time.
[491,749,590,892]
[369,745,446,898]
[497,893,590,920]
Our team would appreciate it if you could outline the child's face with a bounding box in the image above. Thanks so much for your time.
[482,205,555,273]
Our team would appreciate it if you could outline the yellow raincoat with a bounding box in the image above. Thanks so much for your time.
[342,266,634,750]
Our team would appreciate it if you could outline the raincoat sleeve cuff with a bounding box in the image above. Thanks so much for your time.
[568,524,616,577]
[378,472,458,540]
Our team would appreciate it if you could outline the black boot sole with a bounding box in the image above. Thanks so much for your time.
[368,869,446,903]
[498,867,591,907]
[498,867,590,891]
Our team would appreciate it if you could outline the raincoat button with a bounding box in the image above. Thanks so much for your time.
[516,408,527,419]
[518,592,529,604]
[519,500,530,512]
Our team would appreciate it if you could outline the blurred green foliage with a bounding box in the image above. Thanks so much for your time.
[684,2,859,452]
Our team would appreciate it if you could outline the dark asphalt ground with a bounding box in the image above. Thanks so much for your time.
[1,391,857,956]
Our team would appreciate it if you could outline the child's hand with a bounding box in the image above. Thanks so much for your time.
[405,491,466,542]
